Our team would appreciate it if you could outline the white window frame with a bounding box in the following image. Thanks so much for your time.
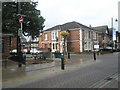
[51,31,58,40]
[93,32,96,39]
[52,42,58,52]
[44,34,47,40]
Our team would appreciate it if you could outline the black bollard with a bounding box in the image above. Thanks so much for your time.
[61,58,64,70]
[94,52,96,61]
[68,52,70,59]
[18,52,23,68]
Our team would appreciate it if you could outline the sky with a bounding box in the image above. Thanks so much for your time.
[36,0,119,31]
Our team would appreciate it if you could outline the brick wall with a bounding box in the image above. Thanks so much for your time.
[67,29,80,52]
[11,37,17,50]
[2,36,10,59]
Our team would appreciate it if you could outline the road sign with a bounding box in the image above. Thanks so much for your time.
[94,45,99,49]
[19,18,23,23]
[18,29,22,37]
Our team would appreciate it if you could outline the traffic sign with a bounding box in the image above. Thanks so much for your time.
[18,29,22,37]
[19,18,23,23]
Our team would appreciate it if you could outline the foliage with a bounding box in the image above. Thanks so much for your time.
[60,31,69,36]
[2,1,45,38]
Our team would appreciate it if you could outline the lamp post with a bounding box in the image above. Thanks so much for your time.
[60,31,69,70]
[111,18,118,52]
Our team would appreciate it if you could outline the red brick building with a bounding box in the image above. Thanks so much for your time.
[93,25,112,49]
[39,21,99,53]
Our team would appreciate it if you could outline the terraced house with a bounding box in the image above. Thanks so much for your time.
[38,21,99,53]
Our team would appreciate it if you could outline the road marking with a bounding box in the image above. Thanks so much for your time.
[99,81,111,88]
[89,72,119,88]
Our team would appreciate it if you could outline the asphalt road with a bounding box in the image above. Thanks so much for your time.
[15,52,118,88]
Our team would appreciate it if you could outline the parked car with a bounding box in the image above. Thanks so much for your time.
[22,49,28,54]
[10,49,28,54]
[30,48,42,54]
[99,47,116,52]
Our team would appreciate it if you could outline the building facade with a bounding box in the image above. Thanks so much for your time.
[38,21,98,53]
[93,25,111,49]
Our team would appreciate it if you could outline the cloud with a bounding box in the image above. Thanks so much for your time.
[37,0,119,30]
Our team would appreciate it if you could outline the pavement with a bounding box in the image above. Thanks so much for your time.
[1,53,119,89]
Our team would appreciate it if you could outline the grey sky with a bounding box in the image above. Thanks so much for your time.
[37,0,119,30]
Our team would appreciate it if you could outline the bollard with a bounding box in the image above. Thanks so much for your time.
[68,52,70,59]
[18,52,23,68]
[61,58,64,70]
[94,52,96,61]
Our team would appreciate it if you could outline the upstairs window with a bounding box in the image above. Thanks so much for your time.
[84,31,89,39]
[52,31,58,40]
[93,32,96,39]
[44,34,47,40]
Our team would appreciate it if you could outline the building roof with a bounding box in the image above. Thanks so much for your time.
[108,28,113,36]
[93,25,109,34]
[45,21,95,31]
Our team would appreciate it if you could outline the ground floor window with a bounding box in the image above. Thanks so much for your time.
[52,42,59,52]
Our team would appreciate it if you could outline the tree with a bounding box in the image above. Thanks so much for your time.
[2,1,45,38]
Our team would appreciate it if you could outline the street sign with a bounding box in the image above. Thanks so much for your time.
[94,45,99,49]
[18,29,22,37]
[19,18,23,23]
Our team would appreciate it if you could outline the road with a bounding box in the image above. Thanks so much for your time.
[13,52,118,88]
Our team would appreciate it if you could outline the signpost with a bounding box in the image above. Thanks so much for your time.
[19,18,23,23]
[94,45,99,49]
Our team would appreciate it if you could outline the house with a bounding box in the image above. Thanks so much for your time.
[93,25,111,49]
[38,21,99,53]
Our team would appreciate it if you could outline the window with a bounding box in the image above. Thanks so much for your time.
[52,31,58,40]
[89,31,91,39]
[52,43,58,51]
[84,31,88,39]
[93,32,96,39]
[44,34,47,40]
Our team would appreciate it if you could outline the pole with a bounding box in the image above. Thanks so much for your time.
[68,52,70,59]
[94,52,96,60]
[17,2,22,67]
[61,58,64,70]
[21,20,23,31]
[93,41,96,61]
[61,36,66,70]
[111,18,114,52]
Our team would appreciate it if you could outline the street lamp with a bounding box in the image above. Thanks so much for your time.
[60,31,69,70]
[111,18,118,52]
